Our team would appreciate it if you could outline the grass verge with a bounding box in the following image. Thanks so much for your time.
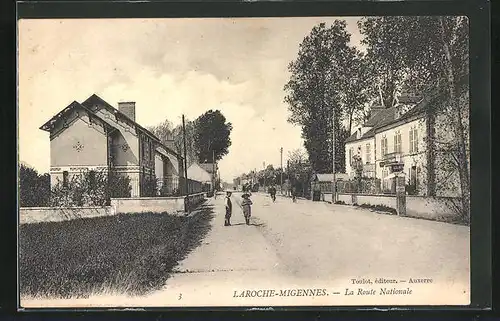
[19,204,214,299]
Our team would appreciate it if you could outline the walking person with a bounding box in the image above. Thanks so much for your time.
[224,190,232,226]
[270,186,276,202]
[291,185,297,203]
[241,193,253,225]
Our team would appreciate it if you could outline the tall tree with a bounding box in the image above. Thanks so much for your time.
[284,21,357,174]
[194,110,233,163]
[358,16,410,108]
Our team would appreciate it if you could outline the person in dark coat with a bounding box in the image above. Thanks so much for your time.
[224,190,233,226]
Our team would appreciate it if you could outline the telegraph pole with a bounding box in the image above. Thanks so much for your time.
[212,149,215,194]
[332,108,336,203]
[280,147,283,194]
[182,115,189,198]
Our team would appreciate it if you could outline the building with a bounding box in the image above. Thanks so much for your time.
[40,94,184,197]
[187,163,212,189]
[344,93,429,195]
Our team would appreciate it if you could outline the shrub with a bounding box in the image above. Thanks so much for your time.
[19,164,51,207]
[334,200,346,205]
[50,169,132,207]
[358,203,397,215]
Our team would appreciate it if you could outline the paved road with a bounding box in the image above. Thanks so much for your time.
[22,193,470,307]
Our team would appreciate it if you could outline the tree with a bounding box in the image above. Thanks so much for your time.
[194,110,233,163]
[148,118,198,166]
[358,17,410,108]
[19,164,51,207]
[284,21,359,174]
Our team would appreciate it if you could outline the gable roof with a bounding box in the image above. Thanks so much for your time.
[199,163,216,174]
[345,97,429,144]
[187,163,212,182]
[81,94,161,143]
[39,101,116,132]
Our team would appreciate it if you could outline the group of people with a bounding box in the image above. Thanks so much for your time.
[222,185,300,226]
[223,190,252,226]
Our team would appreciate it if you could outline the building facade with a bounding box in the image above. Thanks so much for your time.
[344,94,430,196]
[40,94,184,197]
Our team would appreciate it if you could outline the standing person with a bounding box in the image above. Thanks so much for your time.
[224,190,232,226]
[291,185,297,203]
[241,193,253,225]
[270,186,276,202]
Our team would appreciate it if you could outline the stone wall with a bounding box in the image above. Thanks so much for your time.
[111,192,206,214]
[20,206,115,224]
[20,193,207,224]
[337,193,460,221]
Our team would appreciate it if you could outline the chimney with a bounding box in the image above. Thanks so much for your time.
[118,102,136,122]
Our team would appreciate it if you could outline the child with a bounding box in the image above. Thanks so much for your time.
[224,190,232,226]
[241,193,253,225]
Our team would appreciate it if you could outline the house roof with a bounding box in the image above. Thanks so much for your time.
[345,97,429,144]
[81,94,161,143]
[40,94,183,160]
[199,163,216,174]
[187,163,212,183]
[39,101,116,132]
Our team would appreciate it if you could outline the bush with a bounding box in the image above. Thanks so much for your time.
[141,175,158,197]
[19,164,51,207]
[50,169,132,207]
[358,203,397,215]
[334,200,346,205]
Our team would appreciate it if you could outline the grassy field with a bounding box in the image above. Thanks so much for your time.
[19,203,214,299]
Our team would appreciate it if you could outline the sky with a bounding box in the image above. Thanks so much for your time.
[18,17,362,182]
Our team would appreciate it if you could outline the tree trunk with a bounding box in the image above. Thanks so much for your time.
[438,17,470,220]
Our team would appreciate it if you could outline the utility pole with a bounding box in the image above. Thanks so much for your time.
[332,108,336,203]
[182,115,189,198]
[212,149,215,194]
[280,147,283,194]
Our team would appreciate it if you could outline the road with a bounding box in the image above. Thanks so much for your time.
[22,192,470,307]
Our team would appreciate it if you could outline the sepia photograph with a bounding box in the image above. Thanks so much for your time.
[18,15,471,308]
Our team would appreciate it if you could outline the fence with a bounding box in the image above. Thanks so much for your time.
[126,176,205,197]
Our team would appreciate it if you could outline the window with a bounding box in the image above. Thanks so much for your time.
[409,127,418,153]
[63,171,69,188]
[365,143,371,164]
[381,137,388,157]
[394,131,402,153]
[349,148,354,166]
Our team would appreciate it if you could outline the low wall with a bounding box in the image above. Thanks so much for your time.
[20,206,115,224]
[185,192,206,211]
[111,192,206,214]
[337,193,460,221]
[406,196,460,221]
[20,193,207,224]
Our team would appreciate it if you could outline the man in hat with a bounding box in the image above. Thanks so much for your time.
[224,190,233,226]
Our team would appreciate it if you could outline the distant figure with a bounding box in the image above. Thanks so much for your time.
[269,186,276,202]
[241,193,253,225]
[224,190,232,226]
[291,186,297,203]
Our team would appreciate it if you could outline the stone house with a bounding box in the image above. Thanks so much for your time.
[40,94,184,197]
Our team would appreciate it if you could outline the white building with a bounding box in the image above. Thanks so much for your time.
[345,94,429,195]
